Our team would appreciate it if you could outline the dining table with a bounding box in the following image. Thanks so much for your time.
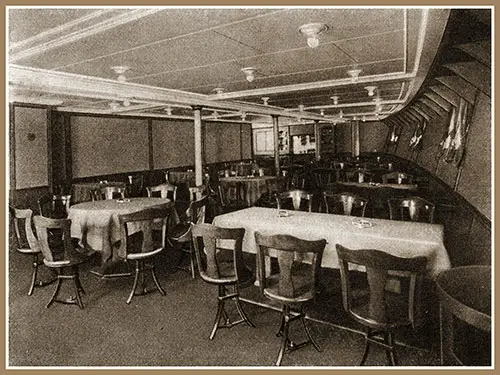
[219,176,277,206]
[71,181,126,203]
[68,197,172,276]
[212,207,451,283]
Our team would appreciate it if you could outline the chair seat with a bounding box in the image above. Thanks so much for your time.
[44,246,95,268]
[263,273,314,304]
[126,246,163,260]
[169,222,191,241]
[17,247,40,254]
[200,260,254,285]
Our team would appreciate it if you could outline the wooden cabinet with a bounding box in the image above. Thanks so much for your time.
[253,128,289,155]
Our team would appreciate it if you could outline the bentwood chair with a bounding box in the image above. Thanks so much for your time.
[323,191,368,217]
[336,245,427,366]
[217,181,248,212]
[147,182,178,201]
[191,223,255,340]
[38,194,72,218]
[100,186,126,200]
[10,207,56,295]
[168,195,209,278]
[33,215,96,309]
[126,174,145,197]
[388,196,435,223]
[117,204,174,304]
[254,232,327,366]
[276,189,313,212]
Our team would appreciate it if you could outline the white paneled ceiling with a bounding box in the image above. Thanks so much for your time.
[8,6,451,123]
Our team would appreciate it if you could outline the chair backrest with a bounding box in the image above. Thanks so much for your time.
[33,215,75,266]
[218,181,247,207]
[382,171,414,184]
[191,223,247,283]
[187,195,208,224]
[189,185,207,201]
[348,169,374,183]
[89,188,103,201]
[254,232,327,299]
[101,186,126,200]
[323,191,368,217]
[10,207,40,252]
[117,203,174,256]
[388,196,435,223]
[312,168,335,187]
[126,174,145,197]
[336,244,427,329]
[146,183,177,201]
[38,194,72,218]
[276,189,313,212]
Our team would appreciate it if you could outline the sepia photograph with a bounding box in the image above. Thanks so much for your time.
[6,5,492,369]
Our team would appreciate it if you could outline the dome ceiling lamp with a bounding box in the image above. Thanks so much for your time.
[299,22,328,48]
[330,95,339,105]
[110,66,130,82]
[347,68,362,83]
[364,85,377,97]
[261,97,270,106]
[241,67,256,82]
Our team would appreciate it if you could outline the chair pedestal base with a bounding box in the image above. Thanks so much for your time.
[275,305,322,366]
[126,260,165,304]
[47,268,85,309]
[360,328,397,366]
[210,284,255,340]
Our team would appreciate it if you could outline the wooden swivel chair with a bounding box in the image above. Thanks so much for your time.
[33,215,96,309]
[10,207,55,295]
[117,204,174,304]
[388,196,435,223]
[347,169,374,183]
[218,181,248,212]
[382,171,414,185]
[100,186,126,200]
[191,223,255,340]
[126,174,145,197]
[38,194,72,218]
[146,182,177,201]
[168,195,208,278]
[336,244,427,366]
[254,232,327,366]
[276,189,313,212]
[323,191,368,217]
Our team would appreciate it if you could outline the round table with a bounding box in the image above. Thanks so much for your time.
[68,198,171,263]
[436,265,491,366]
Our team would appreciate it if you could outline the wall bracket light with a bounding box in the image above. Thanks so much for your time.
[241,67,256,82]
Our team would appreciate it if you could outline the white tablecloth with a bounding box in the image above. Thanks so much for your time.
[68,197,171,261]
[212,207,451,279]
[219,176,276,206]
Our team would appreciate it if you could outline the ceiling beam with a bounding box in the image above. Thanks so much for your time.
[429,84,460,107]
[423,91,452,112]
[418,97,448,118]
[411,104,431,121]
[444,61,489,97]
[9,64,328,121]
[455,41,491,67]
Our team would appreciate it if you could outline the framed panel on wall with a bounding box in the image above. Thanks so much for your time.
[13,106,49,189]
[71,116,149,178]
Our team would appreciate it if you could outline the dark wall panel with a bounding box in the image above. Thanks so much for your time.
[359,121,388,153]
[152,119,194,169]
[395,123,413,160]
[219,122,241,161]
[14,107,48,189]
[71,116,149,178]
[240,123,252,159]
[334,123,351,153]
[456,93,491,219]
[204,122,220,164]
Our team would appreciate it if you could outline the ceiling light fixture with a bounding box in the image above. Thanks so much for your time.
[164,106,172,115]
[298,104,305,112]
[339,109,343,118]
[111,66,130,82]
[241,67,256,82]
[347,68,362,82]
[364,85,377,97]
[320,109,325,116]
[261,97,270,106]
[241,112,247,121]
[213,87,224,95]
[109,101,120,111]
[362,115,366,122]
[299,23,328,48]
[330,95,339,105]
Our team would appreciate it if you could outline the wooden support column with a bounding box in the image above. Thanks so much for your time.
[192,106,203,186]
[314,120,320,161]
[272,115,280,177]
[352,119,360,157]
